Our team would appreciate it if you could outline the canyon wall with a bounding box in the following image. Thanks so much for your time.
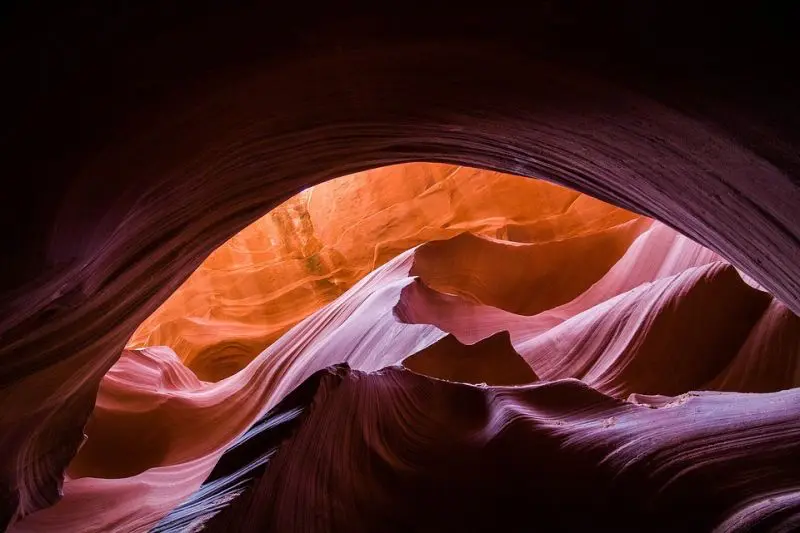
[127,164,644,381]
[10,166,799,532]
[1,3,799,531]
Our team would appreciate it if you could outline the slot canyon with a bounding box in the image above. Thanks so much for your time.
[1,4,799,533]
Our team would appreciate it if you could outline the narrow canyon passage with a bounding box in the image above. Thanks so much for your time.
[2,4,800,533]
[11,164,799,533]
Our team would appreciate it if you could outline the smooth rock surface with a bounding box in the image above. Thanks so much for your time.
[2,4,799,531]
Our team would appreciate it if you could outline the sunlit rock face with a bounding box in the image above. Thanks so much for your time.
[127,164,645,381]
[11,163,799,533]
[5,7,800,530]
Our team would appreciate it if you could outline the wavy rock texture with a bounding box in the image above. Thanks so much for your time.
[12,184,800,531]
[11,248,438,533]
[165,366,800,533]
[2,4,800,532]
[126,164,643,381]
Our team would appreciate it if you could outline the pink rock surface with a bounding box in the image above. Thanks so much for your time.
[11,250,441,532]
[12,213,799,531]
[3,5,800,531]
[195,367,800,532]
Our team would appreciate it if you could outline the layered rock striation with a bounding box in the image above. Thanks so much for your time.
[2,4,799,531]
[11,167,799,532]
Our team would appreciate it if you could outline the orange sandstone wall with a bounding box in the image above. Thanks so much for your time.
[127,163,647,381]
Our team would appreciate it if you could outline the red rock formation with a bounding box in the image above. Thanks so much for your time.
[2,4,799,532]
[194,367,800,533]
[403,332,539,386]
[11,248,439,532]
[126,164,644,381]
[12,188,800,531]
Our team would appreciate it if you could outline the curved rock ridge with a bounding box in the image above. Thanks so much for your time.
[161,365,800,533]
[396,223,798,396]
[4,6,800,527]
[396,220,726,345]
[409,219,652,315]
[520,261,771,397]
[402,332,539,386]
[12,212,799,532]
[126,164,646,382]
[151,365,340,533]
[11,250,440,533]
[707,299,800,393]
[65,250,440,479]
